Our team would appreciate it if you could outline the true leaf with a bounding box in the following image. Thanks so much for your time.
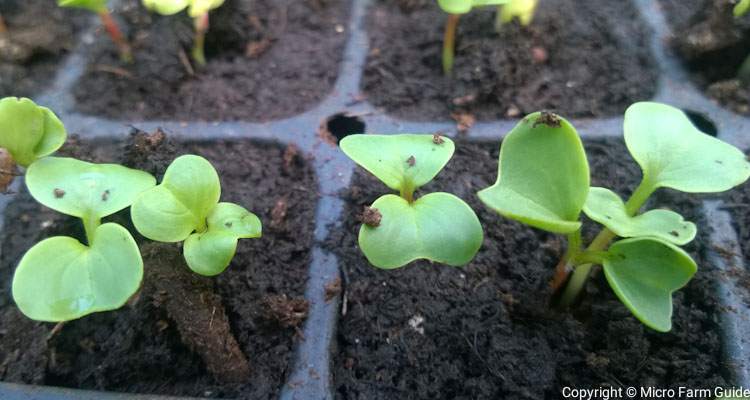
[478,112,590,233]
[12,223,143,322]
[26,157,156,219]
[0,97,66,167]
[57,0,107,12]
[624,102,750,194]
[603,237,697,332]
[358,193,483,269]
[583,187,696,245]
[340,134,455,193]
[183,202,262,276]
[131,154,220,242]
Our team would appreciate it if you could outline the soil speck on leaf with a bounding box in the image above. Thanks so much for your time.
[53,188,65,198]
[101,190,110,202]
[406,155,416,167]
[432,134,445,145]
[533,111,561,128]
[670,230,680,237]
[359,206,382,227]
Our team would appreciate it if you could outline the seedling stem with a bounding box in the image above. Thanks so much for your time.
[192,12,209,66]
[82,215,101,246]
[443,14,460,75]
[557,179,655,307]
[98,10,133,63]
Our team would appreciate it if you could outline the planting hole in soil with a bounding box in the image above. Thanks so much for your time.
[322,112,367,144]
[682,109,719,137]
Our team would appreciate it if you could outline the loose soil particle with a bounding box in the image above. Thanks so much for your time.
[362,0,658,121]
[328,139,730,400]
[0,132,317,398]
[71,0,350,121]
[0,0,88,98]
[659,0,750,115]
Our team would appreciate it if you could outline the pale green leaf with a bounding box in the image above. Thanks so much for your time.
[583,187,696,245]
[624,102,750,193]
[359,192,483,269]
[340,134,455,193]
[0,97,66,167]
[57,0,107,12]
[183,202,261,276]
[187,0,224,17]
[142,0,189,15]
[735,0,750,17]
[437,0,507,13]
[132,155,220,242]
[478,112,590,234]
[26,157,156,219]
[603,237,697,332]
[499,0,538,25]
[12,223,143,322]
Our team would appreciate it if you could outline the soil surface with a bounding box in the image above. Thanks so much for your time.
[0,132,317,398]
[328,139,731,399]
[659,0,750,115]
[0,0,88,98]
[725,170,750,306]
[71,0,349,121]
[362,0,658,121]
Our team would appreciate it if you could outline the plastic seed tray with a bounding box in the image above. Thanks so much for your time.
[0,0,748,399]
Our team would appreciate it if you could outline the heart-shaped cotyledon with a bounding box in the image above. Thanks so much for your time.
[12,223,144,322]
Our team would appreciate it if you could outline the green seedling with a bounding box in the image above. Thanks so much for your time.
[131,154,261,276]
[0,97,67,191]
[12,157,156,321]
[437,0,537,75]
[733,0,750,85]
[58,0,133,62]
[340,134,483,269]
[142,0,224,65]
[478,102,750,332]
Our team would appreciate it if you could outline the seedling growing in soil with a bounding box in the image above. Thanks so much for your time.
[131,154,261,275]
[478,102,750,332]
[57,0,133,62]
[437,0,536,75]
[0,97,67,191]
[340,134,483,269]
[142,0,224,65]
[12,157,156,321]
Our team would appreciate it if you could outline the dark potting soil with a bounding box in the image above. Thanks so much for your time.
[361,0,658,121]
[0,132,317,398]
[328,139,730,399]
[659,0,750,115]
[0,0,88,98]
[725,165,750,306]
[71,0,349,121]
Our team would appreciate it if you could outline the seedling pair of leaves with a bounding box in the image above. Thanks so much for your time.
[341,134,483,269]
[478,102,750,332]
[142,0,225,65]
[437,0,539,74]
[131,154,261,276]
[58,0,133,62]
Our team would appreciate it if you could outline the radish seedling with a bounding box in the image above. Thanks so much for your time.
[0,97,67,191]
[131,154,262,276]
[478,102,750,332]
[340,134,483,269]
[142,0,224,65]
[436,0,537,75]
[57,0,133,62]
[12,157,156,321]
